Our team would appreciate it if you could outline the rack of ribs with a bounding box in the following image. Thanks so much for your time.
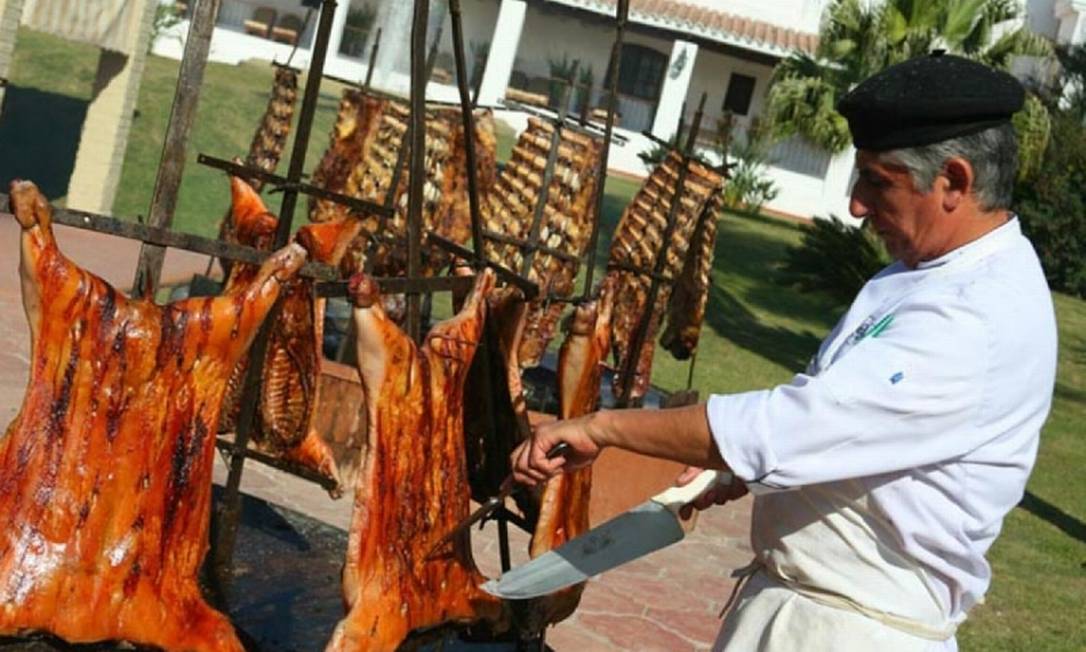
[513,280,615,635]
[327,269,504,651]
[606,152,724,402]
[220,177,355,493]
[321,96,497,281]
[481,118,602,368]
[0,180,305,651]
[659,195,721,360]
[308,90,384,225]
[217,65,298,275]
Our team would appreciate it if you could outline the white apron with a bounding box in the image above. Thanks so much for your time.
[712,481,961,651]
[714,273,966,651]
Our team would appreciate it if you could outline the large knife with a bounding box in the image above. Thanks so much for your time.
[482,469,734,599]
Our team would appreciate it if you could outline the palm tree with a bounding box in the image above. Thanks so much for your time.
[766,0,1053,154]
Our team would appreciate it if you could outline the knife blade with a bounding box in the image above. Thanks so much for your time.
[481,469,734,599]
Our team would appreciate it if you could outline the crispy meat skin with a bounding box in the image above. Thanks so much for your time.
[220,178,350,492]
[312,95,497,285]
[327,270,503,651]
[515,281,615,633]
[482,119,602,367]
[607,153,723,401]
[0,180,304,651]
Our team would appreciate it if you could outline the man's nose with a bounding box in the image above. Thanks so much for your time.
[848,191,870,220]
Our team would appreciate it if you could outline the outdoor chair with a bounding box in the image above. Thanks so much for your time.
[272,13,305,46]
[243,7,276,39]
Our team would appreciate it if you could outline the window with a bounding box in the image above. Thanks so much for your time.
[608,44,668,101]
[723,73,756,116]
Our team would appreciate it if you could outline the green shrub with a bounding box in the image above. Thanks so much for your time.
[1015,114,1086,298]
[779,215,890,303]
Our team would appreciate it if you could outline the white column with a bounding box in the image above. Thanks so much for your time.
[476,0,526,107]
[66,0,157,214]
[326,0,351,62]
[1055,0,1086,45]
[0,0,25,116]
[651,40,698,141]
[822,144,858,224]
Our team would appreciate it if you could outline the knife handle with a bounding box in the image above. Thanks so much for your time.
[651,470,735,515]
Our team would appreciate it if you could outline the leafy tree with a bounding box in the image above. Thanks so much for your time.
[766,0,1053,154]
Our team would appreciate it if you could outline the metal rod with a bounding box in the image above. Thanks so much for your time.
[214,437,339,492]
[499,98,626,143]
[364,27,382,89]
[213,0,340,586]
[427,234,539,299]
[686,349,698,391]
[315,274,475,298]
[285,7,315,67]
[518,74,576,279]
[616,92,707,408]
[498,517,512,573]
[482,229,579,263]
[197,154,393,218]
[581,0,628,300]
[449,0,486,262]
[405,0,430,341]
[8,196,339,280]
[132,0,222,298]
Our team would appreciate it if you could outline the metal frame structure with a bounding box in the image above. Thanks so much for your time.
[0,0,646,648]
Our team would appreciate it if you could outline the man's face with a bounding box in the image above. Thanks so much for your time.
[849,150,944,268]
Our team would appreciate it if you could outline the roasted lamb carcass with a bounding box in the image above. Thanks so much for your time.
[219,177,355,493]
[482,118,603,367]
[512,280,616,635]
[0,180,305,652]
[327,269,504,652]
[607,152,724,403]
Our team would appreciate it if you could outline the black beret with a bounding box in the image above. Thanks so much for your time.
[837,52,1025,151]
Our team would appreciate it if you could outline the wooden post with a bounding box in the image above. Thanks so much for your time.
[132,0,222,298]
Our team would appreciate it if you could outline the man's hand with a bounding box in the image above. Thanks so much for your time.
[510,413,605,487]
[675,466,749,520]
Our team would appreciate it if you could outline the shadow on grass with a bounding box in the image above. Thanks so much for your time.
[0,86,88,199]
[1018,490,1086,545]
[704,281,824,373]
[1054,382,1086,407]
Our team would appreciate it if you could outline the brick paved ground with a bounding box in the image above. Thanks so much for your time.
[0,216,754,651]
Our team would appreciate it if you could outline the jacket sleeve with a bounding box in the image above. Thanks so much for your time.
[708,291,990,491]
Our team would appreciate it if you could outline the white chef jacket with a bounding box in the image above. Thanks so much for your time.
[707,218,1057,647]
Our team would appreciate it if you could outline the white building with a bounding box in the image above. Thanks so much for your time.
[154,0,1086,220]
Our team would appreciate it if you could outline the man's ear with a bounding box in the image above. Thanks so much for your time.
[940,157,974,212]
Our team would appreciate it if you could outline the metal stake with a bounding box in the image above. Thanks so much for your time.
[212,0,339,589]
[580,0,628,300]
[616,92,707,408]
[405,0,430,341]
[364,27,382,90]
[132,0,222,298]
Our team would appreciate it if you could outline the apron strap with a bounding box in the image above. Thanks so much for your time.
[721,559,960,642]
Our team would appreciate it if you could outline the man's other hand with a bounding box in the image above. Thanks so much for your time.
[510,413,605,487]
[675,466,749,520]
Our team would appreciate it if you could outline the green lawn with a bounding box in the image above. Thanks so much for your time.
[3,26,1085,650]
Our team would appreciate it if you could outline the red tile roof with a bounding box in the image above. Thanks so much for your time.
[546,0,820,56]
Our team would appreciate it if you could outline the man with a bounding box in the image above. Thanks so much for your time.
[510,52,1057,651]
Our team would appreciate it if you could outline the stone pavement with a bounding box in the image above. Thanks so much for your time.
[0,213,754,651]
